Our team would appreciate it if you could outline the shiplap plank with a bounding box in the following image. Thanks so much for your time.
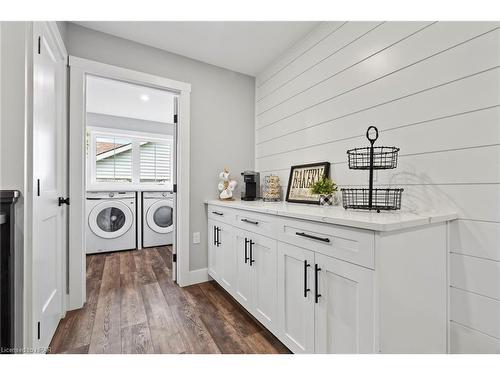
[256,22,344,88]
[257,21,384,101]
[450,322,500,353]
[450,220,500,262]
[257,28,500,130]
[256,69,499,152]
[450,253,500,300]
[450,287,500,339]
[257,22,498,115]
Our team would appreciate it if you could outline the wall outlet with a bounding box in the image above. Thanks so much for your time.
[192,232,200,244]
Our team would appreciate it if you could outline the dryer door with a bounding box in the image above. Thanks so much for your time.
[146,200,174,234]
[89,201,133,239]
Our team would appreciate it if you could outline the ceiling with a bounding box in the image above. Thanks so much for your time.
[86,75,176,123]
[72,21,320,76]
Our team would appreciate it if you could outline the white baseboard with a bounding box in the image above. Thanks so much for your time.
[188,268,211,285]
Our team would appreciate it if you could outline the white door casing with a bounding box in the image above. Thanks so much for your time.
[31,22,66,351]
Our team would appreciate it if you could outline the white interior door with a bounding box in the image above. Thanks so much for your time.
[32,23,65,351]
[172,96,178,281]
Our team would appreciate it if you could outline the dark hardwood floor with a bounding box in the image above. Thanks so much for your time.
[49,246,290,354]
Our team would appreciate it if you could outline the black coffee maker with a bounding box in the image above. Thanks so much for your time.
[241,171,260,201]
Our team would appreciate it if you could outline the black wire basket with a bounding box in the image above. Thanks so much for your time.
[347,146,400,169]
[341,126,403,212]
[341,188,404,211]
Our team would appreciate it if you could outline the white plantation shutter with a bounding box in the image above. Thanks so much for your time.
[95,138,133,182]
[140,141,173,183]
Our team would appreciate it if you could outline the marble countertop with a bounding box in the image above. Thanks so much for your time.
[205,199,457,232]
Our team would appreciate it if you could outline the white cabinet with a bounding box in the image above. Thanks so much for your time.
[277,242,315,353]
[314,253,374,353]
[206,202,450,354]
[234,228,278,333]
[277,242,374,353]
[207,219,236,293]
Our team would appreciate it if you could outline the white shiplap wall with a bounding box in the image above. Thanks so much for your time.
[255,21,500,353]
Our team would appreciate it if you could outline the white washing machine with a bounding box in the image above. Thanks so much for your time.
[142,191,174,248]
[86,191,136,254]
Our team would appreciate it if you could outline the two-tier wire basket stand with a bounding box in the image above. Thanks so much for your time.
[341,126,403,213]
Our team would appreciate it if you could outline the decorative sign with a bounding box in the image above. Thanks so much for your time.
[285,162,330,204]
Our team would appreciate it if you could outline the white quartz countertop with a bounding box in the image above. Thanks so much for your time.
[205,199,457,232]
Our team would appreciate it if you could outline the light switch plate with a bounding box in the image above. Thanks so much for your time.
[193,232,200,244]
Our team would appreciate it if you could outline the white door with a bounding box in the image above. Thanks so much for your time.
[234,229,252,310]
[250,233,278,333]
[314,253,375,353]
[32,23,65,351]
[277,242,315,353]
[207,219,219,281]
[218,222,236,293]
[171,96,178,281]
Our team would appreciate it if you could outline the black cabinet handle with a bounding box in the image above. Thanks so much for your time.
[216,227,221,247]
[244,238,249,264]
[249,240,255,265]
[296,231,330,243]
[213,225,217,246]
[304,260,311,298]
[241,218,259,225]
[212,211,223,216]
[314,264,322,303]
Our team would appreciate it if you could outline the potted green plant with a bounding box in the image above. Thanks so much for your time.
[310,176,338,206]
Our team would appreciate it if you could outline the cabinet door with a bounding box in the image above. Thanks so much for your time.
[314,253,375,353]
[277,242,315,353]
[218,222,236,293]
[234,229,252,310]
[207,219,219,281]
[250,233,278,333]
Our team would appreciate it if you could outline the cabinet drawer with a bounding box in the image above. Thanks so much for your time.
[207,204,236,224]
[234,210,278,237]
[277,217,375,269]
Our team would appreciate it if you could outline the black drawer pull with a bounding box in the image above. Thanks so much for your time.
[304,260,311,298]
[249,240,255,265]
[296,232,330,243]
[241,218,259,225]
[216,227,221,247]
[314,264,322,303]
[244,238,249,264]
[212,211,224,216]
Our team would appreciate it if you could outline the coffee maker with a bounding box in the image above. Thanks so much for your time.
[241,171,260,201]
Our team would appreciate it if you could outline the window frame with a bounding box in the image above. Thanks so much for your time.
[87,126,174,191]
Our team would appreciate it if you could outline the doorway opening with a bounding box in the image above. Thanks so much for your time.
[68,57,191,310]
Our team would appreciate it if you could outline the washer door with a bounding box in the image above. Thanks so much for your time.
[146,200,174,234]
[89,201,133,239]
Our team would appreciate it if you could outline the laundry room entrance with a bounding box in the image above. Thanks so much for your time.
[67,57,191,310]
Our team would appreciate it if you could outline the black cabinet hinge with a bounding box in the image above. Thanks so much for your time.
[173,184,177,193]
[37,36,41,54]
[37,322,41,340]
[172,253,177,263]
[173,114,178,124]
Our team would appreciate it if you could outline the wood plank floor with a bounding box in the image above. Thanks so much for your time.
[49,246,290,354]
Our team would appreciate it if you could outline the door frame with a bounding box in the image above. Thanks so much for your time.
[68,56,191,309]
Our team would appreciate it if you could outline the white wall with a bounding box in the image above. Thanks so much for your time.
[65,23,255,271]
[255,21,500,353]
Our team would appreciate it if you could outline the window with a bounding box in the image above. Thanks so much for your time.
[95,136,133,182]
[140,141,173,183]
[88,128,174,188]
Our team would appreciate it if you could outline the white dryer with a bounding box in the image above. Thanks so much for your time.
[86,191,136,254]
[142,191,174,248]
